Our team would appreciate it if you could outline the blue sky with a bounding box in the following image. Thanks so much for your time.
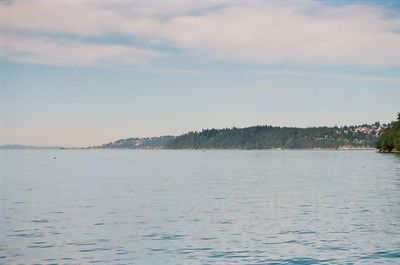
[1,0,400,147]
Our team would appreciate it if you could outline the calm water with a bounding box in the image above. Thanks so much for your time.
[0,150,399,264]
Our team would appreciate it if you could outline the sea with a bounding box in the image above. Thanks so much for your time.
[1,150,399,264]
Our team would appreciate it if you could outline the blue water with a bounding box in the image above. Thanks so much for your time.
[0,150,399,264]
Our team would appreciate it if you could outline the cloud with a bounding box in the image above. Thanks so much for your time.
[148,3,400,66]
[256,69,400,86]
[244,85,305,95]
[0,1,128,36]
[1,0,400,67]
[0,34,159,67]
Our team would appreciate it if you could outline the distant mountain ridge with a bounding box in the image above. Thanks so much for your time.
[98,123,385,150]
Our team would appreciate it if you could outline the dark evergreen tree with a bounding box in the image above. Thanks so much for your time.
[376,114,400,152]
[166,124,380,150]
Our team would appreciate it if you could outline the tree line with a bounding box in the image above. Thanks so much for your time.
[376,113,400,152]
[166,124,381,149]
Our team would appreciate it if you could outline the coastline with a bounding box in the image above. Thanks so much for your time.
[0,146,379,151]
[65,147,377,151]
[377,150,400,153]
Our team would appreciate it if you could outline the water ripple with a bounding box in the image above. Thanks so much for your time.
[1,150,399,264]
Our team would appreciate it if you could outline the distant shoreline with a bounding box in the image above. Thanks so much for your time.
[1,147,377,151]
[2,122,387,151]
[0,145,63,150]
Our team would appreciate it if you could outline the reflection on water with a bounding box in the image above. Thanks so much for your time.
[1,150,399,264]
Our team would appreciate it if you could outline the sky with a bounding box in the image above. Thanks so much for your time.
[1,0,400,147]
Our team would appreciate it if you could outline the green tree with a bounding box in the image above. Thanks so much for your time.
[376,113,400,152]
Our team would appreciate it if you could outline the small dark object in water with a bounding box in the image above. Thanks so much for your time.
[53,157,56,159]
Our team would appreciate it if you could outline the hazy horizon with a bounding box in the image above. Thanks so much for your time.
[1,0,400,147]
[0,120,393,148]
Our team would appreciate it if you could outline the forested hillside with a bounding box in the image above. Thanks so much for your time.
[100,136,175,149]
[376,114,400,152]
[165,124,383,149]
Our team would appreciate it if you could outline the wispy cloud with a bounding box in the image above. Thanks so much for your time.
[256,69,400,86]
[1,0,400,67]
[243,85,306,95]
[0,34,159,67]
